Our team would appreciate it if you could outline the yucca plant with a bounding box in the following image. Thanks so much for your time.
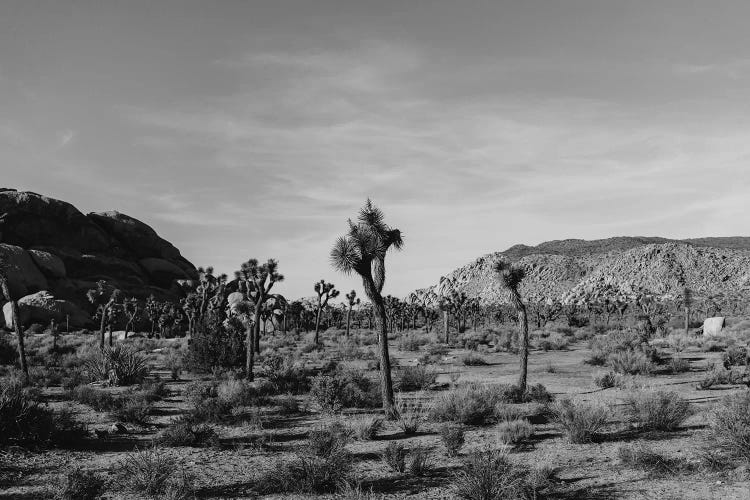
[85,344,149,386]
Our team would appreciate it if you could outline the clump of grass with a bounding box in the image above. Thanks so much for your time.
[407,446,433,476]
[395,395,427,435]
[382,442,408,473]
[111,393,153,425]
[608,350,654,375]
[258,450,352,494]
[550,398,609,444]
[722,346,748,368]
[54,468,105,500]
[440,423,465,457]
[309,369,381,413]
[397,365,437,391]
[154,418,220,448]
[307,420,352,457]
[349,415,384,441]
[624,390,691,432]
[461,353,488,366]
[618,443,685,475]
[453,449,552,500]
[710,390,750,460]
[669,356,691,374]
[114,447,179,497]
[495,418,533,447]
[593,371,621,389]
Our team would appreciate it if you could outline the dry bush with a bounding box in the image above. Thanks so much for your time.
[669,356,691,374]
[397,365,437,391]
[710,390,750,460]
[429,384,504,425]
[461,353,489,366]
[723,346,748,368]
[407,446,433,476]
[310,369,381,413]
[261,353,312,394]
[258,450,353,494]
[453,449,552,500]
[608,350,654,375]
[154,418,219,448]
[382,442,408,473]
[495,419,533,446]
[550,398,609,444]
[114,447,180,497]
[618,444,685,475]
[54,468,105,500]
[440,423,465,457]
[349,415,384,440]
[396,394,428,434]
[624,390,691,432]
[307,420,352,457]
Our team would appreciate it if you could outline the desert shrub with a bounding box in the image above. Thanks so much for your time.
[188,396,233,423]
[216,378,259,406]
[184,380,218,403]
[395,395,427,434]
[277,393,300,415]
[617,443,684,474]
[258,450,352,494]
[427,344,449,357]
[398,334,427,351]
[697,367,743,390]
[139,379,169,402]
[723,346,748,368]
[710,390,750,460]
[309,369,380,413]
[669,356,691,374]
[407,446,433,476]
[440,423,465,456]
[382,442,408,473]
[307,421,352,457]
[61,369,89,391]
[550,398,609,444]
[538,334,569,351]
[397,365,437,391]
[164,349,183,381]
[462,353,488,366]
[55,468,105,500]
[187,319,245,372]
[523,383,554,403]
[608,350,654,375]
[262,353,312,394]
[114,447,178,496]
[155,418,219,448]
[349,415,383,440]
[85,344,149,386]
[430,384,502,425]
[0,377,86,446]
[495,418,533,446]
[624,391,691,432]
[112,393,153,425]
[593,371,619,389]
[69,385,116,410]
[453,449,551,500]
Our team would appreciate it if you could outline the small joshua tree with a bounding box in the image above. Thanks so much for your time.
[331,199,403,417]
[345,290,360,337]
[314,280,340,344]
[681,287,693,335]
[86,280,122,349]
[145,295,160,338]
[0,256,28,381]
[123,298,141,339]
[494,261,529,393]
[235,259,284,380]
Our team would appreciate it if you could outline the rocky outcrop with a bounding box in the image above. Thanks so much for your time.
[417,238,750,305]
[2,291,91,329]
[0,189,198,323]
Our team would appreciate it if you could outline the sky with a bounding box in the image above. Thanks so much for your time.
[2,1,750,301]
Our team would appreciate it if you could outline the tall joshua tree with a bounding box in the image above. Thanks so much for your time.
[235,259,284,379]
[681,287,693,335]
[87,280,122,349]
[331,199,403,417]
[494,260,529,393]
[345,290,360,337]
[314,280,339,344]
[0,256,28,381]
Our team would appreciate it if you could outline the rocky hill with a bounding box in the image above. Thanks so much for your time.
[0,189,198,327]
[417,237,750,305]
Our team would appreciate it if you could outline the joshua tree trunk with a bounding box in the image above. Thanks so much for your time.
[443,310,449,344]
[99,309,106,349]
[245,323,254,381]
[108,325,113,347]
[684,306,690,335]
[314,304,323,344]
[1,279,28,381]
[253,301,262,356]
[510,292,529,393]
[363,277,395,418]
[346,307,352,337]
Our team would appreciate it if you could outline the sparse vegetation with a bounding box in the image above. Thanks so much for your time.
[550,398,609,443]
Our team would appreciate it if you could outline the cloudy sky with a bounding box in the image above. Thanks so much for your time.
[2,1,750,300]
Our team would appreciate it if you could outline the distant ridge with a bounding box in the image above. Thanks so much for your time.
[417,236,750,305]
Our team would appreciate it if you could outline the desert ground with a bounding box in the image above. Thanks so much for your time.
[2,320,750,500]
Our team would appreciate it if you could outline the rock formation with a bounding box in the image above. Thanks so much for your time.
[0,189,198,328]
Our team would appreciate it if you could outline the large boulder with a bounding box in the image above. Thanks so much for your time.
[703,317,726,336]
[0,244,48,298]
[0,189,111,252]
[2,291,91,329]
[88,211,182,261]
[28,249,66,278]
